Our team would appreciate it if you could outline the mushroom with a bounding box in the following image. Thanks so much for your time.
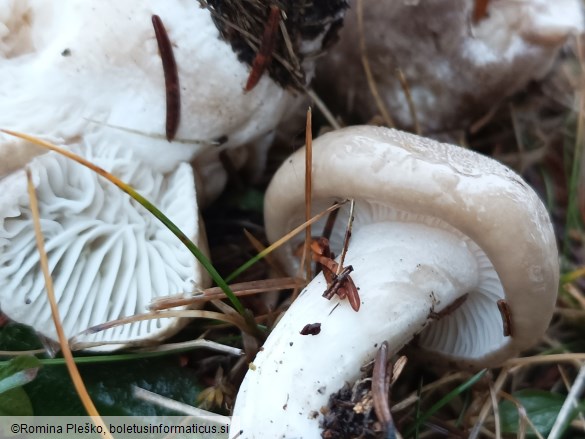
[0,0,347,201]
[0,0,349,350]
[0,137,207,351]
[231,126,559,437]
[315,0,583,132]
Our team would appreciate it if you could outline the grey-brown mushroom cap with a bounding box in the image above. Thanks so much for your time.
[264,125,559,368]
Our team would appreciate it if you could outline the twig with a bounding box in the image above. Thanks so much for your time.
[372,342,396,437]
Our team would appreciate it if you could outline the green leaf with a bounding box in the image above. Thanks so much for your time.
[25,357,203,416]
[499,389,567,436]
[227,188,264,213]
[0,356,41,394]
[0,387,33,416]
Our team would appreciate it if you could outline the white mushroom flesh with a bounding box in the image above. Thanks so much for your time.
[232,216,487,437]
[231,126,559,437]
[0,0,300,200]
[0,140,203,349]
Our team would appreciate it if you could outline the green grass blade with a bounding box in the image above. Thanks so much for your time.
[404,369,487,437]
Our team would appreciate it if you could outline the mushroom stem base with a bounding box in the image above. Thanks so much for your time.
[231,221,480,438]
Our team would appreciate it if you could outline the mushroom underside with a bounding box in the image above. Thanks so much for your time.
[0,142,204,350]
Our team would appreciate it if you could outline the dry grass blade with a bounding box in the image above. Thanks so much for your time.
[357,0,394,128]
[489,380,502,439]
[469,367,510,439]
[25,169,113,439]
[137,339,242,356]
[149,278,304,310]
[392,371,470,412]
[391,356,407,386]
[304,87,342,130]
[225,200,348,282]
[504,353,585,367]
[243,229,286,277]
[305,107,313,281]
[498,391,544,439]
[548,363,585,439]
[336,198,355,275]
[77,339,242,356]
[563,282,585,309]
[396,68,420,134]
[133,386,230,424]
[74,310,249,344]
[84,118,214,145]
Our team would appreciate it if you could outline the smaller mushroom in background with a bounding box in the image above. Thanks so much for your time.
[230,126,559,438]
[0,137,208,351]
[314,0,584,133]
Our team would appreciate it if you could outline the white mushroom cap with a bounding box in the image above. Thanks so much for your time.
[0,138,207,350]
[231,126,559,437]
[0,0,307,199]
[315,0,583,131]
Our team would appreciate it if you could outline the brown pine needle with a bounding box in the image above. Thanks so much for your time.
[26,169,113,439]
[305,107,313,282]
[149,277,304,310]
